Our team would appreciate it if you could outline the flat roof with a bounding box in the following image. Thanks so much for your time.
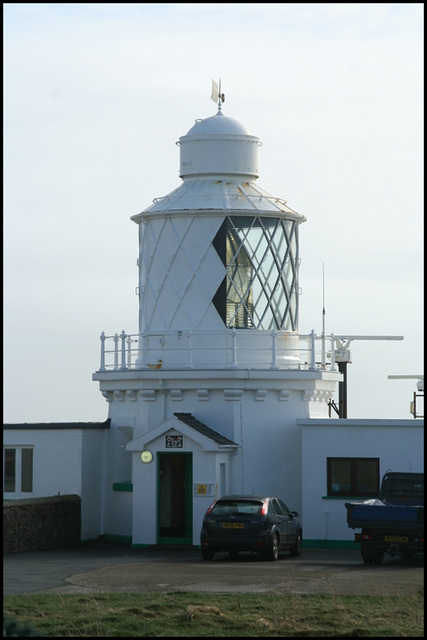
[297,418,423,427]
[3,419,111,430]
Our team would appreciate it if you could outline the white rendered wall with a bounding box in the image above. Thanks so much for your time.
[300,419,424,545]
[3,429,83,499]
[96,367,340,544]
[80,428,109,540]
[97,415,135,538]
[3,427,108,541]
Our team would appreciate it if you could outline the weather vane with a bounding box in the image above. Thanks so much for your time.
[210,78,225,112]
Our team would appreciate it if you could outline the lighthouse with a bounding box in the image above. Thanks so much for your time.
[93,91,341,547]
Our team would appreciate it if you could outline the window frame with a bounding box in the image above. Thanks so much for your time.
[327,457,380,498]
[3,446,34,495]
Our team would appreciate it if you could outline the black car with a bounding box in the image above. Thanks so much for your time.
[200,494,302,561]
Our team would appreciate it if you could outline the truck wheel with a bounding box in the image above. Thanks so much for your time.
[362,552,384,565]
[361,542,384,565]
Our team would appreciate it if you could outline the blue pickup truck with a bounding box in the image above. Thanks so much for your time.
[345,472,424,564]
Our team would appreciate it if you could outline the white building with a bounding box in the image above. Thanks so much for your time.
[4,93,423,548]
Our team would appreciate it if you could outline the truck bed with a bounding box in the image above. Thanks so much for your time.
[345,500,424,530]
[344,473,423,563]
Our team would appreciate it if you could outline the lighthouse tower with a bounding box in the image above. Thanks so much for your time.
[93,93,341,547]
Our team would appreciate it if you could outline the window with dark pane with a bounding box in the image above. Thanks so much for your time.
[4,449,16,492]
[21,448,33,492]
[327,457,379,497]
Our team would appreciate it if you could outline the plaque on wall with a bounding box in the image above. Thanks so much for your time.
[165,434,183,448]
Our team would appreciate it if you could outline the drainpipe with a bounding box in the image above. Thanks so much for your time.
[239,398,245,493]
[338,362,348,418]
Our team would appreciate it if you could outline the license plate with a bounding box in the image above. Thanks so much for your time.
[384,535,408,542]
[223,522,244,529]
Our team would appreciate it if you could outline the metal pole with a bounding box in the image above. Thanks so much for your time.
[99,332,106,372]
[338,361,348,418]
[119,330,127,371]
[309,330,316,371]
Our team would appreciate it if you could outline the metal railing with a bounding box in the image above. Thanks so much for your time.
[97,329,337,373]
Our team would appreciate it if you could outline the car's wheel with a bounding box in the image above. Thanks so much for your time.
[228,549,239,559]
[201,547,215,560]
[266,534,280,561]
[289,531,302,557]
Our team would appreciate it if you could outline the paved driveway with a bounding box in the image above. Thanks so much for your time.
[3,543,423,597]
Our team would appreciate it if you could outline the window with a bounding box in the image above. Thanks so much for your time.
[212,216,300,330]
[327,457,379,497]
[211,499,262,516]
[269,498,283,515]
[3,447,33,494]
[4,449,16,492]
[277,498,291,516]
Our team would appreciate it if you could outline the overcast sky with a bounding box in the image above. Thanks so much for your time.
[4,3,423,423]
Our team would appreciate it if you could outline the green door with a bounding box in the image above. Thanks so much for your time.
[157,452,193,544]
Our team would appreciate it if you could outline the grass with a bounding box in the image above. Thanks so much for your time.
[3,589,424,637]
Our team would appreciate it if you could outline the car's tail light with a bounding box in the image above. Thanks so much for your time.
[260,499,268,516]
[205,499,218,515]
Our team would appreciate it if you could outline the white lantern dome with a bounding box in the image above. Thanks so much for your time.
[178,111,261,180]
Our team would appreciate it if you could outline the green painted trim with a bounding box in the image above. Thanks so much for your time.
[156,452,192,545]
[303,539,359,550]
[104,534,132,544]
[84,539,359,550]
[80,538,99,544]
[184,453,193,538]
[112,481,133,492]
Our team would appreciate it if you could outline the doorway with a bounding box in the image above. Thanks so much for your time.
[158,452,192,544]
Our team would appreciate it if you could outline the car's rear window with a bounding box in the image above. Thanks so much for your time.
[211,500,263,515]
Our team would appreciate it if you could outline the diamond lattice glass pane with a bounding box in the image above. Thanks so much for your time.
[212,216,300,330]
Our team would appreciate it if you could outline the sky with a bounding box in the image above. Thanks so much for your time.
[3,3,424,423]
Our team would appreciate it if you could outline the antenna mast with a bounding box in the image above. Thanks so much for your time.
[321,262,326,368]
